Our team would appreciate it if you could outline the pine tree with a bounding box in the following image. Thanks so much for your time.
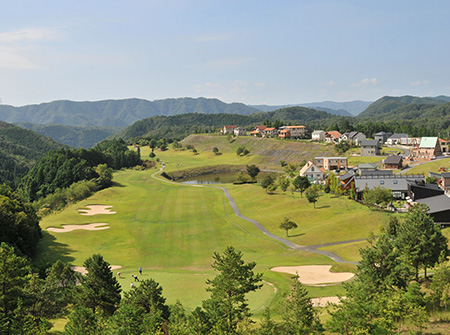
[202,246,262,334]
[77,254,121,316]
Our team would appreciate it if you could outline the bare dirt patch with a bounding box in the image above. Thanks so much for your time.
[71,265,122,276]
[271,265,354,285]
[78,205,116,215]
[47,223,110,233]
[311,296,345,307]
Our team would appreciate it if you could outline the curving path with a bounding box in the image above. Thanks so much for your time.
[151,168,360,264]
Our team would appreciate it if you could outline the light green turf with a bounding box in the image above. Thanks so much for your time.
[406,158,450,176]
[37,138,395,319]
[38,169,335,315]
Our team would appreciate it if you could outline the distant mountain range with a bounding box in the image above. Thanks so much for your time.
[0,98,260,128]
[250,100,372,116]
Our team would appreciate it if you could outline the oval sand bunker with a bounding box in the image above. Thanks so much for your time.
[78,205,116,215]
[47,223,110,233]
[271,265,354,285]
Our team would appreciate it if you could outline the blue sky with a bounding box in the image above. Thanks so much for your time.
[1,0,449,106]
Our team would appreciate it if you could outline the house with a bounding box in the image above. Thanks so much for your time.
[262,127,277,137]
[278,128,290,139]
[374,131,393,144]
[354,175,425,200]
[312,130,326,142]
[314,156,348,171]
[358,163,378,173]
[221,125,237,135]
[250,125,267,137]
[360,139,381,156]
[279,125,310,138]
[400,137,421,146]
[233,127,247,136]
[384,155,403,169]
[300,161,325,181]
[412,137,442,160]
[416,195,450,223]
[429,172,450,192]
[409,179,444,200]
[339,131,367,145]
[324,131,341,144]
[439,138,450,154]
[386,133,409,145]
[360,169,393,177]
[339,170,356,190]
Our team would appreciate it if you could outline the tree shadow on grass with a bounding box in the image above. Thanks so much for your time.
[288,232,305,238]
[316,205,330,209]
[33,231,76,264]
[112,181,125,187]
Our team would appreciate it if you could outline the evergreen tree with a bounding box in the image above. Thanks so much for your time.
[202,246,262,334]
[292,176,310,197]
[246,165,260,181]
[279,275,323,334]
[77,254,121,316]
[305,185,320,208]
[397,204,449,280]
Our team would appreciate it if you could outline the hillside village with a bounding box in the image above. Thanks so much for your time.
[222,124,450,224]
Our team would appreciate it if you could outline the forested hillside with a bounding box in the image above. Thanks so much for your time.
[0,121,65,186]
[357,95,449,119]
[0,97,260,127]
[16,123,121,148]
[117,107,342,140]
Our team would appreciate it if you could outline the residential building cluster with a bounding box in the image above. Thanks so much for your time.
[220,125,311,139]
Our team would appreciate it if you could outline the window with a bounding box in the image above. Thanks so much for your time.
[380,180,384,185]
[393,180,398,184]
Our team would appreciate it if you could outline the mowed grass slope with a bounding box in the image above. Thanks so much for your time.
[38,169,335,314]
[37,136,395,318]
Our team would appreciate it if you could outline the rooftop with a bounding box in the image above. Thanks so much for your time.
[419,137,438,148]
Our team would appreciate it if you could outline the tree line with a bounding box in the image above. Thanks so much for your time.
[20,139,142,202]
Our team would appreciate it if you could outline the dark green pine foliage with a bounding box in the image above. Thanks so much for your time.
[0,184,41,257]
[110,278,170,334]
[202,246,263,334]
[20,138,142,201]
[396,203,449,281]
[279,275,323,334]
[77,254,121,317]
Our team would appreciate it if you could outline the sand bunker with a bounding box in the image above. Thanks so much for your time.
[78,205,116,215]
[311,296,345,307]
[47,223,110,233]
[72,265,122,276]
[271,265,354,285]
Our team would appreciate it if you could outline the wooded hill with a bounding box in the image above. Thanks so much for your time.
[0,121,65,186]
[355,96,450,135]
[16,123,121,148]
[115,106,343,140]
[0,97,261,128]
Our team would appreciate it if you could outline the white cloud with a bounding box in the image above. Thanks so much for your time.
[326,80,335,87]
[205,82,220,88]
[254,82,265,87]
[350,78,377,88]
[0,28,61,43]
[195,33,232,42]
[0,28,62,70]
[410,80,430,87]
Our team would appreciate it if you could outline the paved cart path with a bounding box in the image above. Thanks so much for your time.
[152,168,361,264]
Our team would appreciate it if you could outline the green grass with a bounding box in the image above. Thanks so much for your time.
[406,158,450,176]
[36,137,397,323]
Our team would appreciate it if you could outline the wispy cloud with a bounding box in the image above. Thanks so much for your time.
[350,78,377,88]
[0,28,62,70]
[410,80,430,87]
[326,80,335,87]
[254,82,265,87]
[205,58,248,69]
[195,33,232,42]
[0,28,61,43]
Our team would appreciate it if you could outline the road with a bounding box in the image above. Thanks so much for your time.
[152,168,360,264]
